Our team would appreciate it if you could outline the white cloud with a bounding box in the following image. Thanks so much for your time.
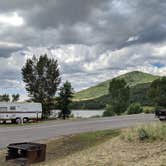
[153,44,166,58]
[127,36,139,42]
[0,12,24,26]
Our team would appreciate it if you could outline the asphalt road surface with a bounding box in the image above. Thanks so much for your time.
[0,114,156,149]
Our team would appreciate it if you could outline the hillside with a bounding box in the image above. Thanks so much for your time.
[71,82,154,109]
[74,71,159,100]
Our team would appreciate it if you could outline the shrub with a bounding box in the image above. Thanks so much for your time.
[143,106,155,114]
[103,104,116,117]
[138,128,149,140]
[127,103,143,115]
[122,123,166,142]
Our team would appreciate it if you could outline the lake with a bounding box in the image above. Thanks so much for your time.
[50,110,105,118]
[72,110,105,118]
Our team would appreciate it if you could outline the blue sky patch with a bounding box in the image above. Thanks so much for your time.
[152,62,165,68]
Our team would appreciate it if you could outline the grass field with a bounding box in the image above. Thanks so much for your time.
[1,122,166,166]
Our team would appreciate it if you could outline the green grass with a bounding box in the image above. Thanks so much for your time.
[0,123,36,128]
[74,71,159,100]
[0,120,46,128]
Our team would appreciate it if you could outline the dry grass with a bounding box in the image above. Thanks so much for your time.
[121,122,166,141]
[36,130,120,165]
[40,137,166,166]
[2,138,166,166]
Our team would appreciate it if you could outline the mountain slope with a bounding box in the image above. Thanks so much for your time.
[74,71,159,100]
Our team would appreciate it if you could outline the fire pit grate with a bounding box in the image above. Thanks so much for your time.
[6,142,46,166]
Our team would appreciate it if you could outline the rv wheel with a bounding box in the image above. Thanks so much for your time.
[23,118,29,123]
[15,118,21,124]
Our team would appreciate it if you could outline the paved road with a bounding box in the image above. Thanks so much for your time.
[0,114,156,148]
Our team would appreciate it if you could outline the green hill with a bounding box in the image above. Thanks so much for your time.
[74,71,159,100]
[71,71,160,109]
[71,82,154,109]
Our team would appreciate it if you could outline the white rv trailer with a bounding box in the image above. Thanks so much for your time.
[0,102,42,124]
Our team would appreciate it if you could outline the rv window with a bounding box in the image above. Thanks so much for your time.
[10,106,16,110]
[0,107,7,112]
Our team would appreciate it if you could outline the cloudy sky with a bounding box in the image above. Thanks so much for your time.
[0,0,166,100]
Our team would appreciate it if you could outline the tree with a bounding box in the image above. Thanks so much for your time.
[12,94,20,102]
[127,102,143,115]
[108,78,130,115]
[0,94,10,102]
[103,104,116,117]
[148,77,166,107]
[57,81,74,119]
[22,54,61,118]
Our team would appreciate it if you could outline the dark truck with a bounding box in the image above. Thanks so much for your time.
[155,109,166,120]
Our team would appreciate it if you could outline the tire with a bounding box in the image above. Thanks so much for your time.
[23,118,29,123]
[159,118,165,121]
[15,118,21,124]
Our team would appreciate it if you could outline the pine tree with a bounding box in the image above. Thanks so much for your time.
[57,81,74,119]
[148,77,166,107]
[108,78,130,115]
[12,94,20,102]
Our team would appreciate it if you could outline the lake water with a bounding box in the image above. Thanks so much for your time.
[72,110,105,118]
[51,110,105,118]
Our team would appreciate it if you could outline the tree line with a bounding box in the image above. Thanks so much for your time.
[0,94,20,102]
[103,76,166,116]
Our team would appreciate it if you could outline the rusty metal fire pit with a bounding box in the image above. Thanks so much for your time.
[6,142,46,166]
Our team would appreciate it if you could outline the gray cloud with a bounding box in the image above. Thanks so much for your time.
[24,0,109,29]
[0,0,166,96]
[1,0,166,50]
[0,46,21,57]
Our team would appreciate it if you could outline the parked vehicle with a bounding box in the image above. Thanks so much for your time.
[0,102,42,124]
[155,108,166,121]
